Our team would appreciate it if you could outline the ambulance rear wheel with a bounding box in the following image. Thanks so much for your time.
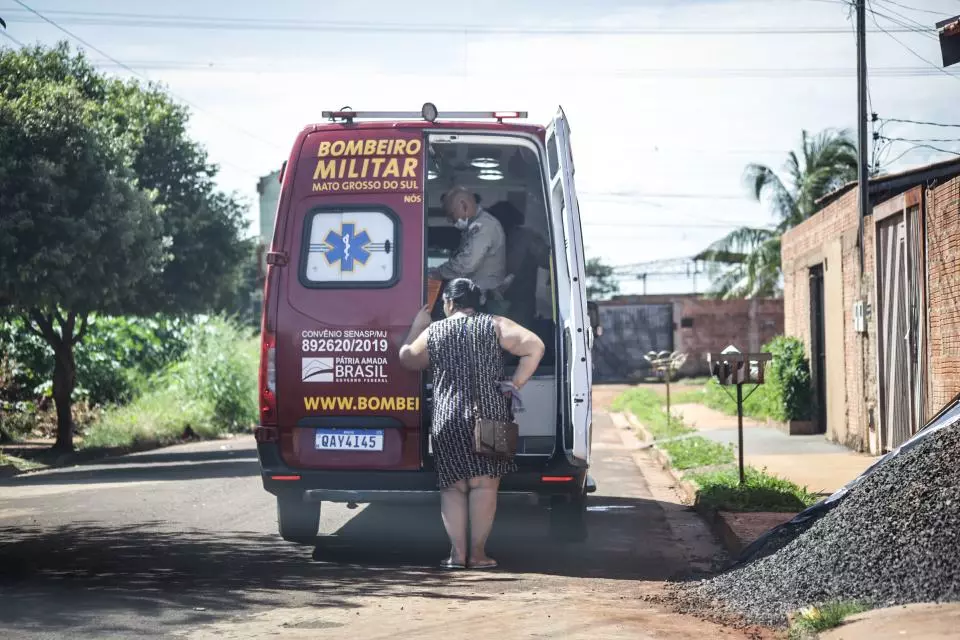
[549,494,588,543]
[277,497,321,544]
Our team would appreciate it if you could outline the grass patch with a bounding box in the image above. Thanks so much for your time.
[667,386,708,405]
[659,436,735,471]
[702,378,774,420]
[612,388,694,440]
[688,466,821,512]
[787,601,871,639]
[83,317,258,450]
[0,452,47,472]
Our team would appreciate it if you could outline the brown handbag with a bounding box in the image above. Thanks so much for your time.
[465,318,519,460]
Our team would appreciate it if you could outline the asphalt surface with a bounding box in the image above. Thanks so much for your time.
[0,410,759,639]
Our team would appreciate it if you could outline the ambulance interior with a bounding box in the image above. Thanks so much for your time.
[423,135,559,457]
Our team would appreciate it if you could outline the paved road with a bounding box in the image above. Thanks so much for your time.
[0,410,761,639]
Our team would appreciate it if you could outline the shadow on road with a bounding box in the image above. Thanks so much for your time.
[0,520,505,636]
[0,488,702,636]
[4,455,259,487]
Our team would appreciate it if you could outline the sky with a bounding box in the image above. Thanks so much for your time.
[3,0,960,295]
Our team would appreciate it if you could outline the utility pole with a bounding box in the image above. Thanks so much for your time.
[856,0,869,272]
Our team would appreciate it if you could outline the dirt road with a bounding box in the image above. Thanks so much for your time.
[0,395,767,639]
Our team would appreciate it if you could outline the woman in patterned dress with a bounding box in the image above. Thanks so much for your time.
[399,278,545,569]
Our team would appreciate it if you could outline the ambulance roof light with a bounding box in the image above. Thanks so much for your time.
[321,109,528,123]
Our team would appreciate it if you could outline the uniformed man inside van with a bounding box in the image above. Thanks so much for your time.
[430,186,508,314]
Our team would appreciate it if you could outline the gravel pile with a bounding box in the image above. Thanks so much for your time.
[685,422,960,626]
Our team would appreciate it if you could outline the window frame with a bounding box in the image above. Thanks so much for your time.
[297,205,402,290]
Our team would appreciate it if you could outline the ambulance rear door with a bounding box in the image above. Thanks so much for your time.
[546,107,592,467]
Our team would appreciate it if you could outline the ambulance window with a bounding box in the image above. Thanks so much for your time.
[546,133,560,179]
[300,209,399,288]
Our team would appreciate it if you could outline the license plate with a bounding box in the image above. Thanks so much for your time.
[314,429,384,451]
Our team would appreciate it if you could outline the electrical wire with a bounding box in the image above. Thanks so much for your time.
[874,0,956,18]
[867,0,960,82]
[11,0,284,154]
[0,9,932,35]
[83,59,956,78]
[880,117,960,128]
[877,136,960,158]
[879,135,960,143]
[0,28,25,47]
[870,1,945,39]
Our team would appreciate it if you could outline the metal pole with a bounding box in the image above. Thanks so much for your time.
[665,368,671,431]
[856,0,869,272]
[737,382,745,485]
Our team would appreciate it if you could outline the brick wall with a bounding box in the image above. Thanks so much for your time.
[780,188,876,451]
[674,298,784,377]
[925,176,960,416]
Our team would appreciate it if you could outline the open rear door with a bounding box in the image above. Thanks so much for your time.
[547,107,592,466]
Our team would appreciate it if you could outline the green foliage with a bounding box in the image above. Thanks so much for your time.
[612,387,694,440]
[0,314,190,406]
[700,336,813,422]
[787,601,870,639]
[84,317,258,449]
[688,466,821,512]
[585,257,620,300]
[765,335,813,421]
[702,377,776,420]
[0,42,250,450]
[701,128,857,299]
[660,436,735,471]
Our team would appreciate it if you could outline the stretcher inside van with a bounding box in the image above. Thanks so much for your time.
[255,105,600,545]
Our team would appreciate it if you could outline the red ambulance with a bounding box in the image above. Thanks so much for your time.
[255,104,600,545]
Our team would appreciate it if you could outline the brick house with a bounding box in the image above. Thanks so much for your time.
[781,158,960,454]
[594,294,783,381]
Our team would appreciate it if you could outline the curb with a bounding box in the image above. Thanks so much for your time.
[617,410,744,558]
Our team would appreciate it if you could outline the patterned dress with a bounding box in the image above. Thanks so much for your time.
[427,313,518,488]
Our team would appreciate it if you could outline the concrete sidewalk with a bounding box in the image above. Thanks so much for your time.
[670,403,877,495]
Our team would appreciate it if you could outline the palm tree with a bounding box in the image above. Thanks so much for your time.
[701,128,858,299]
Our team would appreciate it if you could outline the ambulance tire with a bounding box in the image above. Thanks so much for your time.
[549,494,588,543]
[277,497,321,544]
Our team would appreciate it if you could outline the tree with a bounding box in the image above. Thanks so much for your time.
[700,129,858,299]
[0,43,250,451]
[585,257,620,300]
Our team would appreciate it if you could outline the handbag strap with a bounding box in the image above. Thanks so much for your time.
[462,316,482,418]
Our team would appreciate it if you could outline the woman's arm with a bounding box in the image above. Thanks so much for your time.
[493,316,545,389]
[399,305,432,371]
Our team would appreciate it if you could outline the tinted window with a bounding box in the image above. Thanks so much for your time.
[300,209,399,288]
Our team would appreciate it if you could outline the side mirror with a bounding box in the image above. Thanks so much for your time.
[587,301,603,337]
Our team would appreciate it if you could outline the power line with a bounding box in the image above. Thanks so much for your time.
[1,9,934,35]
[877,136,960,157]
[83,59,959,78]
[879,135,960,143]
[867,0,960,82]
[874,0,956,18]
[881,117,960,128]
[580,191,749,200]
[10,0,284,154]
[0,28,25,47]
[870,2,944,39]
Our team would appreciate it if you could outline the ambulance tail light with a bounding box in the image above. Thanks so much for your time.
[259,330,277,426]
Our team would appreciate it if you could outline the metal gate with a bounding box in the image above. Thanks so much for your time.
[592,304,674,382]
[876,201,925,451]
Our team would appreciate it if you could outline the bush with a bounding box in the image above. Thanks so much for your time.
[700,335,813,422]
[0,314,190,406]
[765,335,813,421]
[83,316,258,449]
